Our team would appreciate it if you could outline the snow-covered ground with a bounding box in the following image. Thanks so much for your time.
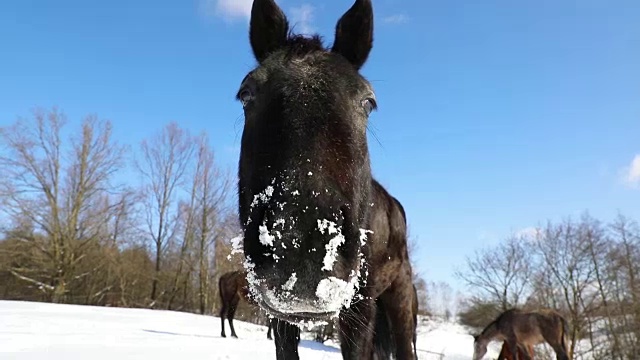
[415,317,501,360]
[0,300,501,359]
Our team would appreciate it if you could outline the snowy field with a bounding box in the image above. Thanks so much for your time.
[0,300,502,359]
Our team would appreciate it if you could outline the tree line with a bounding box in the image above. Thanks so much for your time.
[456,213,640,359]
[0,108,260,317]
[0,107,432,328]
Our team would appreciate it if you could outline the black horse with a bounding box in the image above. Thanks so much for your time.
[235,0,416,359]
[218,270,272,340]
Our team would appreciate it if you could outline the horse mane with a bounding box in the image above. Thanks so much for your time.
[283,33,326,59]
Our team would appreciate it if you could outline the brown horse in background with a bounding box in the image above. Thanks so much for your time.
[218,270,272,339]
[473,308,570,360]
[498,342,535,360]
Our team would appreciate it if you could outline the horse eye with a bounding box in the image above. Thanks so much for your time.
[362,98,377,115]
[239,89,255,108]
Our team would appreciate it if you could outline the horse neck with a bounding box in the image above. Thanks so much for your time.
[479,321,500,342]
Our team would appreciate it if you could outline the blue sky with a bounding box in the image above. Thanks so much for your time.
[1,0,639,293]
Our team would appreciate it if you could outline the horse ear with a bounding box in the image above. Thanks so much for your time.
[331,0,374,70]
[250,0,289,63]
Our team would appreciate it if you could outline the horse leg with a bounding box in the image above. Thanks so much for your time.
[267,317,273,340]
[337,297,377,359]
[228,297,239,338]
[505,338,520,360]
[550,343,569,360]
[497,342,508,360]
[379,277,417,359]
[412,328,417,360]
[543,330,569,360]
[525,344,535,360]
[272,318,300,360]
[219,302,227,338]
[518,344,532,360]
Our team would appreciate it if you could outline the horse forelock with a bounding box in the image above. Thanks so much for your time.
[283,34,326,59]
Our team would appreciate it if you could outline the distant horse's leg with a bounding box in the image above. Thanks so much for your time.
[525,344,535,360]
[273,318,300,360]
[227,308,238,338]
[338,297,377,359]
[228,295,240,338]
[519,344,532,360]
[267,317,273,340]
[219,302,227,338]
[505,337,520,360]
[497,342,508,360]
[543,329,569,360]
[550,343,569,360]
[379,278,417,360]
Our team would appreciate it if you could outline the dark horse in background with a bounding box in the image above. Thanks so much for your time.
[235,0,417,359]
[218,270,272,339]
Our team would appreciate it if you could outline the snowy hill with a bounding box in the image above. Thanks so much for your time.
[0,300,501,359]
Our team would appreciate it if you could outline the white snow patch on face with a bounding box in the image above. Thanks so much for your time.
[359,228,373,245]
[262,287,304,315]
[297,318,330,329]
[250,185,274,208]
[323,235,345,271]
[317,219,345,271]
[315,276,359,311]
[273,218,285,239]
[242,179,375,319]
[282,273,297,291]
[227,234,244,260]
[259,223,276,247]
[246,184,277,225]
[243,256,263,302]
[317,219,339,235]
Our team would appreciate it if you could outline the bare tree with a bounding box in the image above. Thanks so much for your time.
[533,215,602,359]
[0,108,126,303]
[0,109,251,320]
[70,191,141,306]
[455,235,533,310]
[432,281,454,320]
[414,277,430,315]
[192,133,232,314]
[97,190,144,307]
[607,214,640,358]
[135,122,196,306]
[406,227,430,314]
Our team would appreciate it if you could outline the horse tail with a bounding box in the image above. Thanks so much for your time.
[372,298,396,359]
